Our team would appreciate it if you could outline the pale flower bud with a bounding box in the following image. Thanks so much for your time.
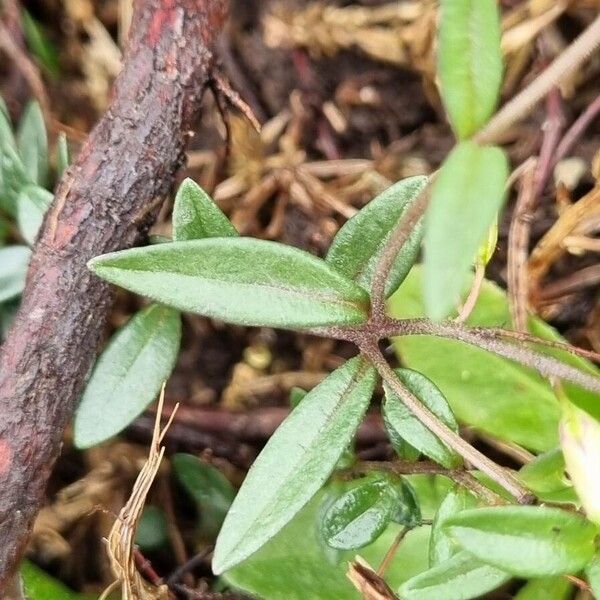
[559,401,600,525]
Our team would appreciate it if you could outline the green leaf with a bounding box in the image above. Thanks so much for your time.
[399,550,510,600]
[383,368,461,468]
[21,561,92,600]
[74,304,181,448]
[212,357,377,574]
[423,141,508,319]
[172,453,236,538]
[289,386,307,408]
[0,112,30,217]
[518,449,577,505]
[173,178,237,241]
[320,474,401,550]
[17,185,52,246]
[389,267,599,452]
[17,101,48,186]
[56,133,70,179]
[444,506,598,577]
[326,176,427,297]
[21,10,60,79]
[227,489,431,600]
[89,238,370,329]
[514,577,572,600]
[135,505,169,551]
[429,488,478,566]
[437,0,503,138]
[0,245,30,303]
[0,299,19,338]
[585,552,600,597]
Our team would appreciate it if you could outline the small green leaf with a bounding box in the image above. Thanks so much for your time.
[320,475,400,550]
[173,178,237,241]
[383,368,461,468]
[89,238,370,329]
[21,10,60,79]
[518,449,577,505]
[17,101,48,186]
[392,477,421,527]
[135,505,169,551]
[212,357,377,574]
[438,0,503,138]
[429,488,478,566]
[172,453,236,538]
[514,577,572,600]
[444,506,598,577]
[56,133,70,179]
[0,299,19,337]
[424,142,509,319]
[399,550,510,600]
[0,245,30,302]
[17,185,52,245]
[326,176,427,297]
[289,386,307,408]
[74,304,181,448]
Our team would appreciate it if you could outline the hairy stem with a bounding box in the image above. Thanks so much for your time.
[359,343,532,503]
[380,318,600,393]
[475,14,600,145]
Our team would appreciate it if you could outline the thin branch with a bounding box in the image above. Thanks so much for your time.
[359,343,532,503]
[475,14,600,145]
[380,318,600,394]
[554,92,600,164]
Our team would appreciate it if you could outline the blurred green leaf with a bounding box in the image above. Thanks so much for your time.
[326,176,427,297]
[1,110,31,217]
[21,10,60,79]
[74,304,181,448]
[0,245,30,303]
[514,577,572,600]
[390,267,600,452]
[437,0,503,138]
[135,505,169,551]
[0,299,18,338]
[289,386,307,408]
[429,488,478,566]
[17,185,52,246]
[56,133,70,179]
[17,101,48,186]
[383,368,461,468]
[423,141,508,319]
[213,357,377,575]
[444,506,598,577]
[88,238,370,329]
[172,453,236,538]
[172,178,237,241]
[399,550,510,600]
[20,561,93,600]
[518,449,577,505]
[585,552,600,597]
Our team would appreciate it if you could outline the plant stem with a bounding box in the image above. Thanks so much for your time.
[359,343,532,504]
[377,528,408,576]
[379,318,600,394]
[475,14,600,145]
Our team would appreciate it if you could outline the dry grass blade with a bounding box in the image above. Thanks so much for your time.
[347,557,398,600]
[100,386,178,600]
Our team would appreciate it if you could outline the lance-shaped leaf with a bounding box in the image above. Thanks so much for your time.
[88,238,370,329]
[17,101,48,186]
[17,185,53,246]
[0,110,30,217]
[74,303,181,448]
[383,368,461,468]
[444,506,598,577]
[0,245,31,302]
[212,357,377,574]
[326,176,427,297]
[438,0,503,139]
[423,141,508,320]
[173,178,237,241]
[399,550,510,600]
[429,488,478,566]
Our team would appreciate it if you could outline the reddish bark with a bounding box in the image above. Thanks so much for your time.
[0,0,228,587]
